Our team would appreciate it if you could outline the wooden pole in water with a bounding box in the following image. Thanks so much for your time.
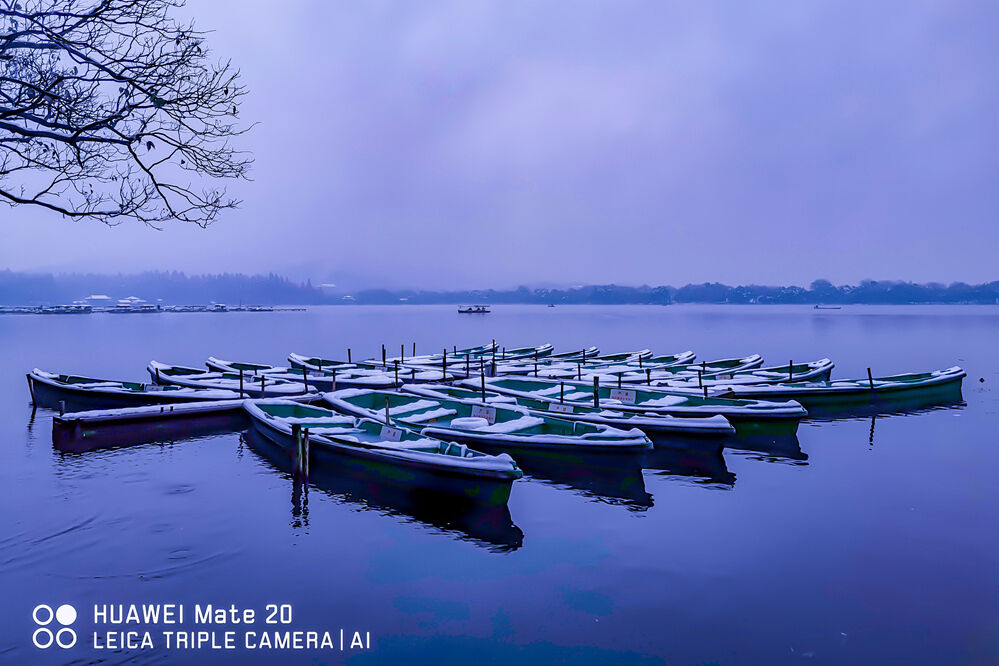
[411,368,416,383]
[577,362,582,381]
[502,347,506,360]
[401,344,405,363]
[301,366,309,393]
[442,348,447,380]
[703,385,708,399]
[788,360,793,381]
[382,344,386,367]
[317,359,322,373]
[618,373,622,389]
[347,348,352,363]
[491,345,496,375]
[302,428,310,479]
[465,354,470,376]
[698,369,703,388]
[413,342,416,356]
[384,396,391,425]
[534,361,538,377]
[646,368,651,385]
[260,375,266,397]
[480,369,486,402]
[331,368,336,392]
[560,381,565,403]
[239,369,244,398]
[292,423,301,476]
[593,376,600,408]
[394,360,399,386]
[867,367,875,390]
[639,355,643,369]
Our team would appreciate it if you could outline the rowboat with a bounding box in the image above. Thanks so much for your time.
[548,346,600,360]
[647,358,835,388]
[148,361,315,398]
[378,342,500,367]
[323,389,653,454]
[287,353,378,372]
[245,400,522,505]
[591,349,654,363]
[27,368,239,411]
[507,353,764,384]
[713,367,966,414]
[465,376,807,436]
[644,351,697,366]
[403,383,736,439]
[207,357,400,390]
[242,429,524,551]
[289,353,454,383]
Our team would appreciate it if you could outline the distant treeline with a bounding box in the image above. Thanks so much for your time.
[0,270,327,305]
[1,271,997,305]
[351,280,999,305]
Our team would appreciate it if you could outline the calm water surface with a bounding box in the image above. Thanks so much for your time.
[1,305,996,664]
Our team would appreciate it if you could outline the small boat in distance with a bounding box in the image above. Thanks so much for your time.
[458,305,491,314]
[814,305,842,310]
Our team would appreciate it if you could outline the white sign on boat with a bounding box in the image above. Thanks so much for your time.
[471,404,498,424]
[609,388,637,404]
[379,425,403,442]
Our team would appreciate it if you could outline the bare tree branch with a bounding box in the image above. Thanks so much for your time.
[0,0,252,226]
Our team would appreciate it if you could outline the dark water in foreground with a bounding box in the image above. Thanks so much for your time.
[0,305,996,665]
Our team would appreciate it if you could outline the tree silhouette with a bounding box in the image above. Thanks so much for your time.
[0,0,251,226]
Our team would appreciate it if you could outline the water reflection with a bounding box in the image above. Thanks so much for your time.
[511,449,653,511]
[724,433,808,465]
[642,445,736,488]
[241,431,525,552]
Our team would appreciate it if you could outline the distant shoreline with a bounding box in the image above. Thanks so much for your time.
[2,270,997,307]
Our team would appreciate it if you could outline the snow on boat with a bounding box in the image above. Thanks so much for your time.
[548,346,600,360]
[591,349,654,363]
[148,361,315,398]
[379,342,500,366]
[289,353,454,383]
[469,376,806,437]
[207,357,400,390]
[647,358,835,387]
[643,351,697,366]
[403,383,735,439]
[28,369,240,411]
[245,400,522,505]
[713,367,966,413]
[323,389,653,454]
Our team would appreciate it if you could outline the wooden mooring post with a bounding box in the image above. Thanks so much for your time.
[593,376,600,408]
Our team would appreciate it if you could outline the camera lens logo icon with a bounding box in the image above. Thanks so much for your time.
[32,604,77,649]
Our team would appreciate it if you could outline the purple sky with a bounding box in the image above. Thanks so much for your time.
[1,0,996,289]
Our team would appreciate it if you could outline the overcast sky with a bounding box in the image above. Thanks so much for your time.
[1,0,996,289]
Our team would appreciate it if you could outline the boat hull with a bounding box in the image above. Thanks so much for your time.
[724,372,964,415]
[28,373,229,411]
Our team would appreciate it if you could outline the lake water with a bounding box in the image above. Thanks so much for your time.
[1,305,996,665]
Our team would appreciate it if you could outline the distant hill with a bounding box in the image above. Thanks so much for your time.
[0,271,996,305]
